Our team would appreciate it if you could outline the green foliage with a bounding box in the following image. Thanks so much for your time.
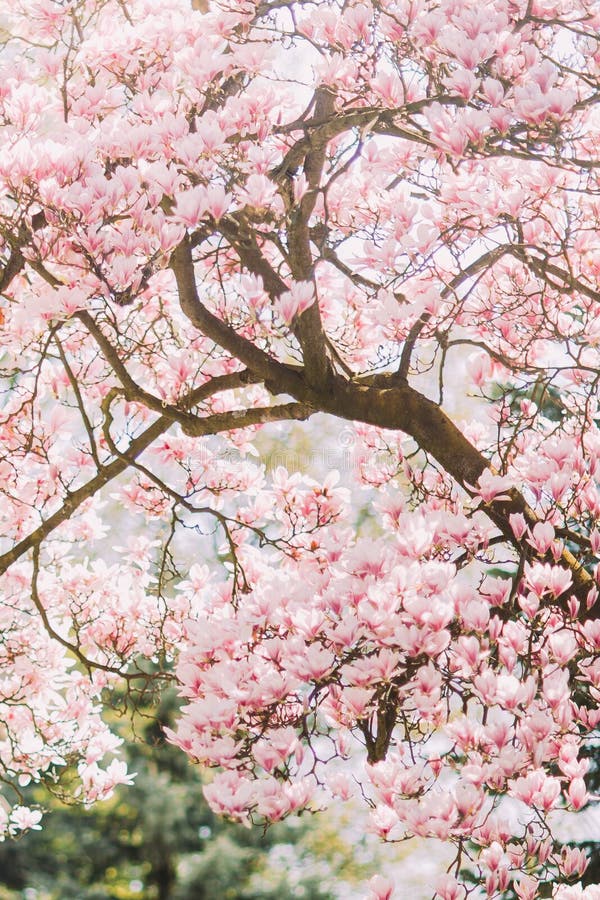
[489,378,567,424]
[0,690,351,900]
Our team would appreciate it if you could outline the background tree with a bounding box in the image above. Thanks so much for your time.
[0,688,358,900]
[0,0,599,897]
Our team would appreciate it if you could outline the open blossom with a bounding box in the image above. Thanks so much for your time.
[367,874,395,900]
[174,185,208,227]
[528,521,555,555]
[515,875,539,900]
[239,173,278,209]
[203,771,255,820]
[204,184,232,221]
[474,470,514,503]
[9,806,43,833]
[510,770,561,811]
[435,874,465,900]
[276,281,316,325]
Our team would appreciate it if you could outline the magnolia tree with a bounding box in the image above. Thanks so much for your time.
[2,0,600,896]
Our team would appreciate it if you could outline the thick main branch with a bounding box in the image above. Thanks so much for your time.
[318,376,594,605]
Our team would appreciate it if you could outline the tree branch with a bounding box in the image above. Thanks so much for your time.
[0,373,281,576]
[316,375,595,608]
[285,87,333,387]
[78,310,264,428]
[170,237,312,400]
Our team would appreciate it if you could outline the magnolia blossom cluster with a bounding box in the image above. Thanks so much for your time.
[168,460,600,895]
[0,547,188,825]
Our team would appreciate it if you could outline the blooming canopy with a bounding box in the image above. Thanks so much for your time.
[0,0,600,896]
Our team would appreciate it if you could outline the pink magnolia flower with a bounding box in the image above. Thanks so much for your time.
[174,185,208,228]
[567,777,589,811]
[276,281,316,326]
[203,771,255,820]
[367,874,395,900]
[9,806,43,833]
[205,184,232,221]
[239,173,278,210]
[474,470,513,503]
[435,873,465,900]
[528,522,555,555]
[558,847,589,878]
